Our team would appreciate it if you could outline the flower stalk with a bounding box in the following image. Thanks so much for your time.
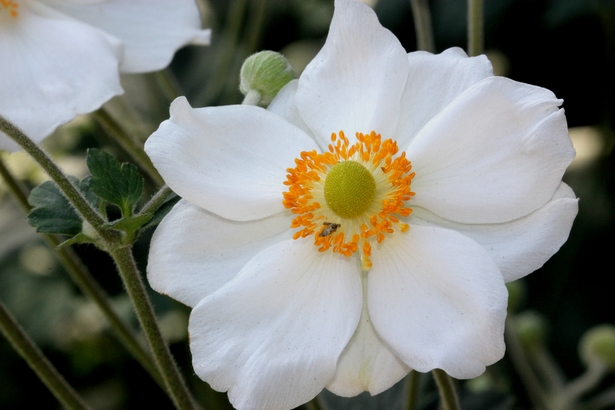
[432,369,461,410]
[467,0,484,56]
[409,0,435,52]
[404,370,421,410]
[0,153,166,391]
[0,301,92,410]
[109,246,199,410]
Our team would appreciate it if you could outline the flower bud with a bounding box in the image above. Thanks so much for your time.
[579,324,615,370]
[513,311,548,350]
[239,51,296,107]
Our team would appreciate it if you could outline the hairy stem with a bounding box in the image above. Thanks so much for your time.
[0,115,118,245]
[0,154,166,390]
[110,246,199,410]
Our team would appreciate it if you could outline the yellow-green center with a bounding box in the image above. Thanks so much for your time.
[324,160,376,219]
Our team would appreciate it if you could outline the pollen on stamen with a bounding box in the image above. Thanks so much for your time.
[1,0,19,17]
[282,130,415,270]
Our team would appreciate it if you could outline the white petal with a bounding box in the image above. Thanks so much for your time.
[327,272,410,397]
[147,200,293,307]
[395,48,494,150]
[368,225,508,379]
[189,239,362,410]
[411,182,578,282]
[407,76,575,223]
[0,2,122,151]
[267,80,315,144]
[295,0,409,146]
[44,0,210,73]
[144,97,317,221]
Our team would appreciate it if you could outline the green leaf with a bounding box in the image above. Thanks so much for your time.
[27,177,97,236]
[86,148,143,217]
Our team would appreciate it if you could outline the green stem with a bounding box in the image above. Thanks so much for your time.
[305,396,327,410]
[0,301,92,410]
[0,155,166,390]
[0,115,117,245]
[139,185,175,216]
[504,320,550,409]
[0,153,30,209]
[581,386,615,410]
[555,363,607,409]
[198,0,247,105]
[154,69,184,102]
[467,0,484,56]
[243,0,268,56]
[432,369,460,410]
[409,0,435,52]
[404,370,421,410]
[110,246,199,410]
[91,109,164,186]
[242,90,262,106]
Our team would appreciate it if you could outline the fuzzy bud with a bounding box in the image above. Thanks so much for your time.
[239,51,296,107]
[514,311,548,350]
[580,324,615,370]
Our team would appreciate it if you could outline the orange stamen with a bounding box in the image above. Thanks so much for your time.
[283,131,415,269]
[1,0,18,17]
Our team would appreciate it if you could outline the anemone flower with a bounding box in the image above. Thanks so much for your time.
[145,0,578,409]
[0,0,210,151]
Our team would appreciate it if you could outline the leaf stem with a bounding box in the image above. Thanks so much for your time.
[0,115,118,244]
[0,301,92,410]
[409,0,435,52]
[109,246,199,410]
[467,0,484,56]
[432,369,461,410]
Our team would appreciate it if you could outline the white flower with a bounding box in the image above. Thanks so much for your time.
[0,0,210,152]
[144,0,578,409]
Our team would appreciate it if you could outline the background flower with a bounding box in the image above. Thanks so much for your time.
[0,0,210,152]
[144,0,577,409]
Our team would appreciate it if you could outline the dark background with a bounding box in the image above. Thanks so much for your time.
[1,0,614,408]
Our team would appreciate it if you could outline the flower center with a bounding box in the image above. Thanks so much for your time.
[324,160,376,219]
[282,130,415,270]
[0,0,19,18]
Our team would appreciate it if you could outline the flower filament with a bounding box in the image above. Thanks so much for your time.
[1,0,19,18]
[283,131,415,270]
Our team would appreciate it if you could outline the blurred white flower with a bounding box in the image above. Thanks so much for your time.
[145,0,578,409]
[0,0,210,151]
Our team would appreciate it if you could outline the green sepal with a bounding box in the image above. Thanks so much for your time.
[27,176,98,236]
[86,148,143,217]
